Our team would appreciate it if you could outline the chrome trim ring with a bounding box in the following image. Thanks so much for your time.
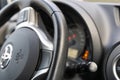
[113,54,120,80]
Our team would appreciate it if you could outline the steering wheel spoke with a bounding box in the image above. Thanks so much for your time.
[17,7,39,27]
[32,49,53,80]
[32,68,49,80]
[16,7,53,51]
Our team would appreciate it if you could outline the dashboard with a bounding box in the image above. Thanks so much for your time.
[1,0,120,80]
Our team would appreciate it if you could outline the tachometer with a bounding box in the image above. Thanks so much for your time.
[68,23,86,59]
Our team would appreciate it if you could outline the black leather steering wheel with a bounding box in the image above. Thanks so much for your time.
[0,0,68,80]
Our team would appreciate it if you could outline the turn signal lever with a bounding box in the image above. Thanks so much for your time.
[66,59,98,73]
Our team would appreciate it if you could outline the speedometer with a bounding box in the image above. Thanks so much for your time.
[68,23,86,59]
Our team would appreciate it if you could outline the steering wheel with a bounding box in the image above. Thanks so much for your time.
[0,0,68,80]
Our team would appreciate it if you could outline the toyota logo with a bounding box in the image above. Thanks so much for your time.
[0,44,13,69]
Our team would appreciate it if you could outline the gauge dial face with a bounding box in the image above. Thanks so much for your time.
[68,24,86,59]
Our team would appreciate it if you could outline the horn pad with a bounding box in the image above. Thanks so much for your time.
[0,28,40,80]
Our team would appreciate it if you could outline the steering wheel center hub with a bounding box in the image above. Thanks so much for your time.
[0,28,40,80]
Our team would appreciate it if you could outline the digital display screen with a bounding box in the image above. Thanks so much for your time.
[68,48,78,59]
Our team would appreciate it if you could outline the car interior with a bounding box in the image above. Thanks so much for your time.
[0,0,120,80]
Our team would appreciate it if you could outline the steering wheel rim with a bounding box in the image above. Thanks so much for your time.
[0,0,68,80]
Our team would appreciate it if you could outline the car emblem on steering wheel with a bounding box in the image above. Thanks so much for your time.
[0,44,13,69]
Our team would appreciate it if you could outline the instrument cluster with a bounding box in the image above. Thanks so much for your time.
[54,1,102,80]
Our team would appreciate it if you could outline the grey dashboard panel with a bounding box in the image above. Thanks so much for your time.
[53,0,120,62]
